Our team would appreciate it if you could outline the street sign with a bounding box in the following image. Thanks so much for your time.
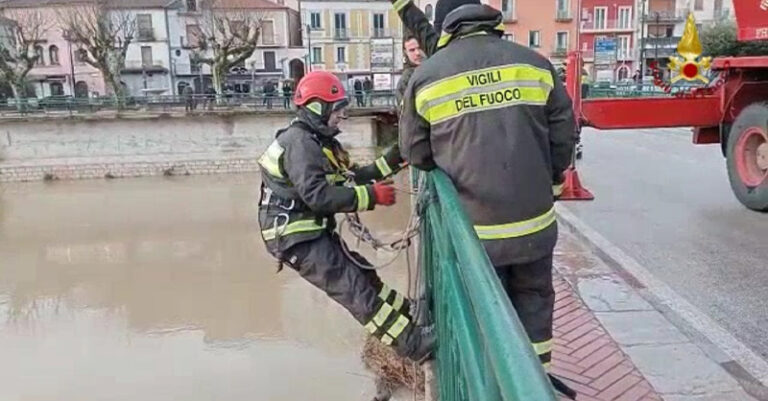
[594,38,617,65]
[373,73,393,91]
[370,38,395,73]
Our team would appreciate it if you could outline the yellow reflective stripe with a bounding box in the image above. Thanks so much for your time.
[495,22,505,31]
[532,339,553,355]
[553,183,564,196]
[437,32,452,48]
[261,218,326,240]
[258,140,285,178]
[378,284,392,301]
[355,185,370,211]
[306,101,322,115]
[474,206,556,240]
[542,361,552,369]
[375,156,393,177]
[381,334,394,345]
[322,147,341,169]
[372,303,394,327]
[387,315,410,339]
[416,64,554,114]
[392,0,410,11]
[365,321,378,334]
[422,85,550,124]
[326,173,346,184]
[392,292,405,312]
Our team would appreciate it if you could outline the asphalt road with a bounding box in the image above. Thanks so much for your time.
[563,127,768,361]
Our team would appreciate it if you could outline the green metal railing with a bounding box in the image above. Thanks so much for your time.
[419,170,557,401]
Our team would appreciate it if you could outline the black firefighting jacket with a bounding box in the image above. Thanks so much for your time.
[400,5,577,265]
[257,109,402,257]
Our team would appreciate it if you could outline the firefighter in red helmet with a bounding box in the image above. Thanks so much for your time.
[257,71,434,361]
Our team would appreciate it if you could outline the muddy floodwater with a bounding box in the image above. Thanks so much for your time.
[0,174,414,401]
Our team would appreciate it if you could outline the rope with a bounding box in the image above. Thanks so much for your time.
[337,177,423,271]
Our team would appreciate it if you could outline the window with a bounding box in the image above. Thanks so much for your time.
[373,13,385,37]
[186,24,201,47]
[141,46,153,67]
[425,4,433,21]
[262,20,275,45]
[74,81,88,98]
[186,0,197,11]
[694,0,703,10]
[618,7,632,29]
[556,0,569,18]
[617,65,630,80]
[594,7,607,29]
[503,33,515,42]
[617,35,630,59]
[336,46,346,63]
[334,13,347,39]
[528,30,540,48]
[264,51,276,71]
[502,0,515,20]
[49,45,59,65]
[34,45,44,65]
[310,12,321,29]
[137,14,153,41]
[75,49,88,63]
[556,31,568,50]
[311,47,322,63]
[50,82,64,96]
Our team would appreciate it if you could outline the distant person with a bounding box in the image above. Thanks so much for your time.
[282,81,293,109]
[363,77,373,106]
[183,84,194,112]
[205,87,215,110]
[353,79,364,107]
[263,81,275,109]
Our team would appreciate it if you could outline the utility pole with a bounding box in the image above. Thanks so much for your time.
[306,24,312,72]
[639,0,646,80]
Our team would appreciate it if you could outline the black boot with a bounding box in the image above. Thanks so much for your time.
[394,323,436,363]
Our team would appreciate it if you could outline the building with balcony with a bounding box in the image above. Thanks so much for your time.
[0,0,108,98]
[300,0,405,89]
[638,0,734,75]
[172,0,305,95]
[114,1,177,97]
[483,0,577,66]
[578,0,637,81]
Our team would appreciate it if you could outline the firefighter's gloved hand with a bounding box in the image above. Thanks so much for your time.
[372,180,396,206]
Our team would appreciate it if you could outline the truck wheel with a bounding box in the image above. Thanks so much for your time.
[726,103,768,212]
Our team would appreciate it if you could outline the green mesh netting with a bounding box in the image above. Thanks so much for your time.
[418,170,558,401]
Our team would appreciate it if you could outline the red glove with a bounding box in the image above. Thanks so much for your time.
[372,180,396,206]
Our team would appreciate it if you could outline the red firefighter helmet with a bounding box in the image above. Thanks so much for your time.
[293,71,347,106]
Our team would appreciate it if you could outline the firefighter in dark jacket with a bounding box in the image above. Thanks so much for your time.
[257,71,434,361]
[399,2,576,368]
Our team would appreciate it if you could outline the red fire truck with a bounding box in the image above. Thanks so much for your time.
[565,0,768,211]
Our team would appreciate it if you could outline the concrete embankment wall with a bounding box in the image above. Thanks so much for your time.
[0,112,379,182]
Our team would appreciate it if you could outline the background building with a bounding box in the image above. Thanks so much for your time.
[300,0,405,91]
[578,0,637,82]
[0,0,107,98]
[173,0,305,96]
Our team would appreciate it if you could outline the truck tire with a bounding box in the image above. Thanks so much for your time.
[726,103,768,212]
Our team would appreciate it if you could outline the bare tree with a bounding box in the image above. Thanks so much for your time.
[58,1,134,107]
[0,10,52,110]
[192,0,263,97]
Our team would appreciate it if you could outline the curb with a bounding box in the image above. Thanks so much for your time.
[556,204,768,401]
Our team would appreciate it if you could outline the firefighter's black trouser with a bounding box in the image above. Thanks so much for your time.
[282,232,415,347]
[494,253,555,367]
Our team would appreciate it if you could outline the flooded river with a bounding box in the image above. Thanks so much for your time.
[0,174,414,401]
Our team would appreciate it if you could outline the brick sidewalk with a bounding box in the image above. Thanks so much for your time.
[552,276,663,401]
